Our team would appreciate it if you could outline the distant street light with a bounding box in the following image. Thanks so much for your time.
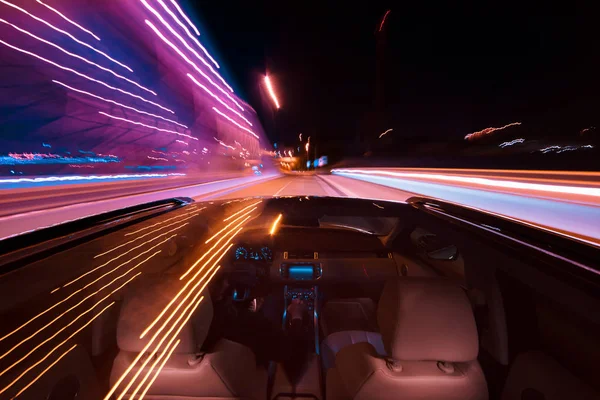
[264,75,280,109]
[305,142,310,152]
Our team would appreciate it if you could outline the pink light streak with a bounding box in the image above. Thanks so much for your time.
[187,74,252,126]
[144,20,243,111]
[214,137,235,150]
[464,122,522,141]
[53,80,185,127]
[168,0,200,36]
[0,0,133,72]
[35,0,101,41]
[379,10,391,32]
[212,107,259,139]
[147,155,169,161]
[0,19,155,95]
[155,0,220,70]
[140,0,229,92]
[175,140,189,146]
[99,111,198,140]
[0,38,174,113]
[264,75,280,109]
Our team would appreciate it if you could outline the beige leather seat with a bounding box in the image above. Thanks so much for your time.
[110,277,267,399]
[326,278,488,400]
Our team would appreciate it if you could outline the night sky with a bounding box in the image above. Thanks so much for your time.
[190,1,599,155]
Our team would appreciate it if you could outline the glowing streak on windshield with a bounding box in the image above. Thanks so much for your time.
[99,112,197,141]
[35,0,101,40]
[270,213,283,235]
[223,200,263,221]
[212,107,259,139]
[137,339,180,399]
[205,208,256,243]
[168,0,200,35]
[265,75,281,109]
[0,39,173,113]
[0,0,132,71]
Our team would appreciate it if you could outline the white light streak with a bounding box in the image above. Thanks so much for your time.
[36,0,101,41]
[212,107,259,139]
[99,112,197,140]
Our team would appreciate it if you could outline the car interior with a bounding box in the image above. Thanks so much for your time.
[0,196,599,400]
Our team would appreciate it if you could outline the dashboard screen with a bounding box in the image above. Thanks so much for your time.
[288,265,314,280]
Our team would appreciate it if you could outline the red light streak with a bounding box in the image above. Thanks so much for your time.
[464,122,522,141]
[187,74,252,126]
[0,19,152,94]
[212,107,259,139]
[0,0,132,72]
[155,0,220,70]
[35,0,101,40]
[99,112,197,140]
[52,81,187,127]
[0,302,114,396]
[168,0,200,35]
[144,20,242,110]
[205,208,256,243]
[12,343,78,398]
[379,10,391,32]
[0,38,174,113]
[265,75,281,109]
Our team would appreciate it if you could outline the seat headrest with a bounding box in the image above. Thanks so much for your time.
[117,276,213,354]
[377,278,478,362]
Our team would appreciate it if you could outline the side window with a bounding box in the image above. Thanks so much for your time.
[409,227,465,280]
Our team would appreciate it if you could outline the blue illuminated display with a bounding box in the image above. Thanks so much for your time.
[288,265,314,280]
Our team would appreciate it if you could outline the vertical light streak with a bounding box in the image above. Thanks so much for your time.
[265,75,280,109]
[0,302,114,396]
[0,272,141,362]
[137,339,180,399]
[379,10,391,32]
[270,214,283,235]
[212,107,259,139]
[140,243,232,339]
[205,208,256,243]
[0,0,133,72]
[187,74,252,126]
[223,200,263,221]
[52,81,187,127]
[0,20,154,94]
[168,0,200,35]
[98,112,197,141]
[0,38,174,113]
[140,0,227,92]
[35,0,101,41]
[12,343,78,398]
[144,20,242,111]
[155,0,220,70]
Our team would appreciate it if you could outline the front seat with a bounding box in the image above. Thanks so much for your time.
[110,276,267,399]
[326,278,488,400]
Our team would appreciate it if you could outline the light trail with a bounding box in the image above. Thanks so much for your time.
[265,75,280,109]
[0,39,174,113]
[168,0,200,35]
[0,20,153,95]
[140,244,232,339]
[379,128,393,138]
[0,0,132,72]
[270,213,283,235]
[331,169,600,198]
[99,112,197,140]
[499,138,525,148]
[138,339,180,399]
[212,107,259,139]
[0,173,185,184]
[379,9,391,32]
[180,225,244,280]
[0,272,141,363]
[205,208,256,243]
[464,122,522,141]
[0,251,158,343]
[144,20,242,110]
[141,0,227,92]
[35,0,101,41]
[0,302,114,397]
[155,0,221,70]
[12,343,77,398]
[52,81,187,127]
[187,74,252,126]
[223,200,262,221]
[125,208,202,236]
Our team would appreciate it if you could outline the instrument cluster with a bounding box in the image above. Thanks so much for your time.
[234,245,273,262]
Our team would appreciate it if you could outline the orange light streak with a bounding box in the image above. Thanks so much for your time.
[94,214,198,258]
[12,343,78,398]
[0,271,140,363]
[0,302,114,396]
[270,213,283,235]
[140,243,232,338]
[205,208,256,244]
[61,231,179,289]
[223,200,262,221]
[265,75,280,109]
[0,249,159,343]
[464,122,522,141]
[138,339,181,399]
[124,207,203,236]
